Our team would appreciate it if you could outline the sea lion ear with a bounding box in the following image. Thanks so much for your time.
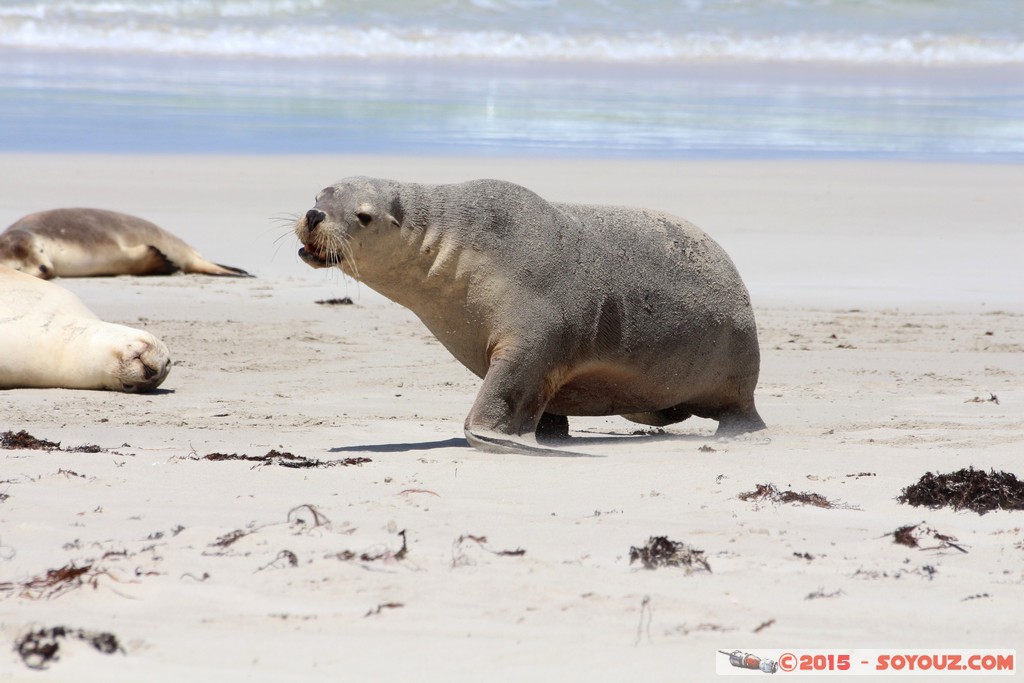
[388,197,405,228]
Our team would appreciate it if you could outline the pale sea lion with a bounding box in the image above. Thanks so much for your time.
[0,265,170,392]
[0,208,250,279]
[295,177,766,455]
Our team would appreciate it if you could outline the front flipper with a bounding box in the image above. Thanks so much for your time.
[464,354,598,458]
[136,245,179,275]
[464,429,597,457]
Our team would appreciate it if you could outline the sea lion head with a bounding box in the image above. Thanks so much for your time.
[295,177,404,273]
[99,328,172,392]
[0,229,55,279]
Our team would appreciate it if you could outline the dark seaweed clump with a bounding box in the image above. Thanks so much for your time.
[1,430,103,453]
[1,430,60,450]
[629,536,711,573]
[200,450,370,468]
[738,483,835,508]
[14,626,122,670]
[899,468,1024,515]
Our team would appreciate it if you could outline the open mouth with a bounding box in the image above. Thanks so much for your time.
[298,246,331,268]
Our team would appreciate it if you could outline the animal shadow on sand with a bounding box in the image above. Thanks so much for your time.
[330,438,470,454]
[328,429,721,454]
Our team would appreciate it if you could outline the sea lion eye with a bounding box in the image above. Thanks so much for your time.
[356,212,372,226]
[38,265,49,274]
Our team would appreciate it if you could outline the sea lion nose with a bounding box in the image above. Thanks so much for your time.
[306,209,326,233]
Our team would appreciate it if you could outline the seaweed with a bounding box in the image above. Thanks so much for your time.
[852,565,939,581]
[898,468,1024,515]
[0,562,117,600]
[200,450,370,468]
[327,530,409,564]
[1,430,103,453]
[455,534,526,557]
[738,483,835,508]
[14,626,122,670]
[67,444,104,453]
[287,503,330,527]
[1,430,60,450]
[315,297,354,306]
[209,529,252,549]
[629,536,711,573]
[363,530,408,563]
[256,549,299,572]
[888,524,966,557]
[364,602,404,617]
[891,523,969,553]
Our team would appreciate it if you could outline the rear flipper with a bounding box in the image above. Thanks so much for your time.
[211,262,254,277]
[714,406,767,437]
[184,254,254,277]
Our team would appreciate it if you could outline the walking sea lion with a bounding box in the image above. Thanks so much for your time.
[294,177,766,455]
[0,266,170,392]
[0,208,250,279]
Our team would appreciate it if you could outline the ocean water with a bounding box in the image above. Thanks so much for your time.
[1,0,1022,159]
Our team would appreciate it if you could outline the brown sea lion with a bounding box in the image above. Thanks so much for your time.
[294,177,765,455]
[0,208,250,279]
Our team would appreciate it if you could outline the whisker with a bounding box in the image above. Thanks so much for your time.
[270,233,293,261]
[338,234,361,281]
[272,229,296,246]
[269,212,299,225]
[262,213,299,238]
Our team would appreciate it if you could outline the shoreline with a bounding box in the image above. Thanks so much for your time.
[3,52,1021,161]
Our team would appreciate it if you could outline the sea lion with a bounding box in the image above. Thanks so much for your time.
[294,177,766,455]
[0,208,250,279]
[0,265,170,392]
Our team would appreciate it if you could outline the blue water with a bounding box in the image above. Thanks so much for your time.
[1,0,1022,160]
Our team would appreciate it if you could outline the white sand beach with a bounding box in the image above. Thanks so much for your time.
[1,155,1022,680]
